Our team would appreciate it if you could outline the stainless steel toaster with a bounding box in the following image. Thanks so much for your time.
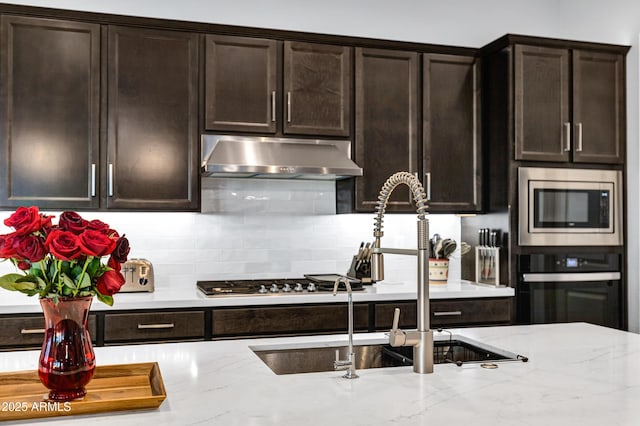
[120,258,155,293]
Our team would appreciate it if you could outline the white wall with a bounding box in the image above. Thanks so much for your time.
[2,0,639,329]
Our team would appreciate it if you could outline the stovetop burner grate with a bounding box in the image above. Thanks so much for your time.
[196,278,362,296]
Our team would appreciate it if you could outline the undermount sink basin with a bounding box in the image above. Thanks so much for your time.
[251,335,527,375]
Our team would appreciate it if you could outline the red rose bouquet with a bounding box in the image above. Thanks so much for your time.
[0,206,130,306]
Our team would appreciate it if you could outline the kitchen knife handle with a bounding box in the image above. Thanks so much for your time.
[108,163,114,197]
[91,163,96,197]
[286,91,292,123]
[20,328,45,335]
[563,122,571,152]
[137,323,175,330]
[425,172,431,200]
[271,91,276,122]
[575,122,583,152]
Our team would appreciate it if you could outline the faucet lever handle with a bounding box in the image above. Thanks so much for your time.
[392,308,401,331]
[389,308,406,346]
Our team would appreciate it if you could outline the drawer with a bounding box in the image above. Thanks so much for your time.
[374,302,417,329]
[0,315,97,349]
[212,304,369,337]
[104,311,205,343]
[430,298,512,326]
[375,299,512,329]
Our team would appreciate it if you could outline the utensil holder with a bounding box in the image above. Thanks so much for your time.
[428,258,449,284]
[475,246,500,286]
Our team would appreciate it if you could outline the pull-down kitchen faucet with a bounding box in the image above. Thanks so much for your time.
[371,171,433,374]
[332,275,358,379]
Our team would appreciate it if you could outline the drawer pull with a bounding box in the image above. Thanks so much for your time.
[433,311,462,317]
[21,328,45,335]
[137,323,175,330]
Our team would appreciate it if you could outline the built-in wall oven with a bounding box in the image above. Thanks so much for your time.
[518,167,622,246]
[517,253,621,329]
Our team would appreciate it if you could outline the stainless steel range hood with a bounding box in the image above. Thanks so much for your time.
[201,135,363,180]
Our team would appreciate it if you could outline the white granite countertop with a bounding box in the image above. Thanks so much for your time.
[0,279,514,314]
[0,322,637,425]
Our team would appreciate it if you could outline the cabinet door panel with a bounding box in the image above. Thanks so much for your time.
[107,26,199,210]
[423,54,481,212]
[284,42,351,136]
[205,35,277,133]
[0,16,100,208]
[355,48,418,212]
[572,50,624,164]
[514,45,570,162]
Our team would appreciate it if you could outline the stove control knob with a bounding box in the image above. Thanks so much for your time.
[258,285,268,294]
[294,283,304,292]
[270,283,280,293]
[307,283,317,292]
[282,283,292,292]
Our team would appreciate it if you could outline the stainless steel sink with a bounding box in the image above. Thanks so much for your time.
[252,335,527,375]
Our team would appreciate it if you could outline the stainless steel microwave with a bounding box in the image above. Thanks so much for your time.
[518,167,623,246]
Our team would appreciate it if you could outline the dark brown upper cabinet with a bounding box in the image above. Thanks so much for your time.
[204,35,351,137]
[514,44,625,164]
[106,26,199,210]
[354,48,418,212]
[423,53,482,212]
[0,15,100,209]
[572,50,625,164]
[204,35,278,133]
[283,41,351,136]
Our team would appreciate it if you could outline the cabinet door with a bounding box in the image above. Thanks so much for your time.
[423,54,481,212]
[0,16,100,209]
[284,41,351,136]
[205,35,278,133]
[572,50,625,164]
[107,26,199,210]
[514,45,570,162]
[355,48,418,212]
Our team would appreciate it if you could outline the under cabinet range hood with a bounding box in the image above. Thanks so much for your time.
[201,134,363,180]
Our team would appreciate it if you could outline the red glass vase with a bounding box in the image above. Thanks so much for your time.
[38,296,96,401]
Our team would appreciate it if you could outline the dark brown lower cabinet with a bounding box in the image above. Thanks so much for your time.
[0,298,512,349]
[0,314,97,350]
[375,298,512,329]
[212,304,369,338]
[103,311,204,344]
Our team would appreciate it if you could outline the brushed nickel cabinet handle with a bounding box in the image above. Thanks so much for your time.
[108,163,114,197]
[91,163,96,197]
[575,122,583,152]
[271,91,276,122]
[425,172,432,201]
[563,122,571,152]
[137,323,175,330]
[287,91,292,123]
[433,311,462,317]
[20,328,45,335]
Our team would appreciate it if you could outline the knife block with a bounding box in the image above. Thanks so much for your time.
[346,256,372,284]
[475,247,500,286]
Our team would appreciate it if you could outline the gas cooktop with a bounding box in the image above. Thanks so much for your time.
[196,277,363,297]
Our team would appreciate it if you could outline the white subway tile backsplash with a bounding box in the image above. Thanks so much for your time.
[0,179,462,290]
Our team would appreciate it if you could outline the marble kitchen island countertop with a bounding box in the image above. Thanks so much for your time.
[0,279,514,314]
[0,322,638,425]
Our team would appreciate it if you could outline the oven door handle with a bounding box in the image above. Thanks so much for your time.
[521,272,621,283]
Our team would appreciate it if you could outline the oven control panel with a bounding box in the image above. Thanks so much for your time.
[518,253,620,273]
